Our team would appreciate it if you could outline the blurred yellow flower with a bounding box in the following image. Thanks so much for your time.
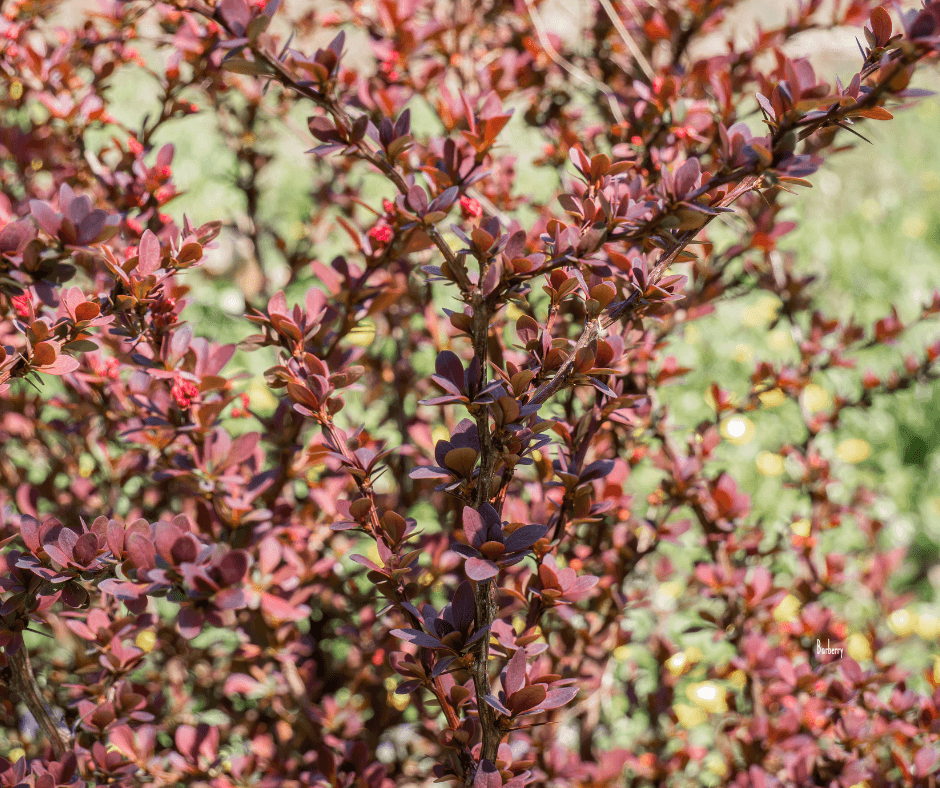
[801,384,831,413]
[774,594,801,623]
[836,439,871,463]
[756,452,784,476]
[674,703,706,727]
[706,755,729,777]
[687,682,727,713]
[916,612,940,640]
[846,633,872,661]
[721,416,754,445]
[888,608,915,637]
[759,388,786,407]
[791,519,811,537]
[135,630,157,652]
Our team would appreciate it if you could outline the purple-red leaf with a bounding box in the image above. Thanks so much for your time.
[464,557,498,581]
[504,646,527,696]
[534,686,579,711]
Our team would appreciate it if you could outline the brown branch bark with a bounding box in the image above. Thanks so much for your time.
[6,645,71,758]
[467,293,502,771]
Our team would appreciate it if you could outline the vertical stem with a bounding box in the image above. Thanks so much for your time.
[6,645,71,758]
[467,293,501,767]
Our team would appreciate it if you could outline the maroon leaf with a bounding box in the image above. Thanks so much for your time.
[509,683,546,715]
[73,532,99,566]
[108,725,137,759]
[462,507,486,547]
[219,550,250,584]
[504,647,527,697]
[473,759,502,788]
[20,515,41,553]
[126,532,156,572]
[464,557,498,581]
[483,694,510,717]
[450,581,475,632]
[534,686,579,711]
[503,523,547,553]
[391,628,443,649]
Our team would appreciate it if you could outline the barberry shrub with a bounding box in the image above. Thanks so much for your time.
[2,0,940,786]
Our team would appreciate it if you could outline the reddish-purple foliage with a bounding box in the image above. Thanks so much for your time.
[1,1,940,786]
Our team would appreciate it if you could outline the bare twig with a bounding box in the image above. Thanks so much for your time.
[522,0,627,125]
[597,0,655,80]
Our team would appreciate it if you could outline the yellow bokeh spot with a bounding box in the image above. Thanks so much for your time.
[916,612,940,640]
[836,439,871,464]
[431,424,451,444]
[934,657,940,683]
[664,580,683,599]
[666,651,689,676]
[756,452,784,477]
[656,580,683,604]
[687,682,727,713]
[685,645,704,663]
[768,329,792,352]
[923,171,940,192]
[7,748,25,763]
[791,519,811,537]
[674,703,707,728]
[721,416,754,445]
[685,324,700,344]
[613,645,632,661]
[79,454,95,478]
[859,198,881,222]
[135,630,157,652]
[389,691,410,711]
[759,388,786,407]
[774,594,801,623]
[902,216,927,239]
[506,303,524,322]
[348,318,376,347]
[729,669,747,690]
[705,755,728,777]
[9,81,23,100]
[732,343,753,363]
[741,296,779,328]
[801,384,831,413]
[846,633,872,662]
[888,608,915,637]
